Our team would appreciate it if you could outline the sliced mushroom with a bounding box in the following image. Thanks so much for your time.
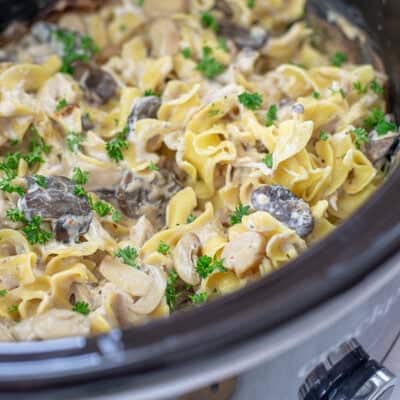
[19,176,92,243]
[116,168,182,228]
[173,233,201,286]
[218,21,268,50]
[148,18,180,58]
[99,255,152,297]
[131,265,167,315]
[72,61,118,105]
[251,185,314,238]
[221,232,266,278]
[127,96,162,136]
[13,309,90,341]
[363,133,399,164]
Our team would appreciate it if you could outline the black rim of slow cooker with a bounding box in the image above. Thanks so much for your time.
[0,0,399,392]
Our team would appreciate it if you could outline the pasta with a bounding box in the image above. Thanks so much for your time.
[0,0,397,341]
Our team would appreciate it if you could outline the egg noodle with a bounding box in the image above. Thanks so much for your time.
[0,0,396,341]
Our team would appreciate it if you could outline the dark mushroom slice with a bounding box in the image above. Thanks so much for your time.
[217,21,268,50]
[116,168,182,228]
[363,133,399,164]
[19,176,92,243]
[72,61,118,105]
[127,96,162,135]
[251,185,314,238]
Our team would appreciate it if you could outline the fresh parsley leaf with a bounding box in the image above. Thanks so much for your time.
[266,104,278,126]
[112,210,121,223]
[66,131,84,153]
[247,0,255,8]
[106,127,129,162]
[144,89,160,97]
[263,153,273,168]
[55,98,69,112]
[370,79,384,95]
[136,0,144,5]
[148,162,159,171]
[8,304,18,314]
[352,128,369,149]
[9,139,19,147]
[0,152,22,179]
[33,175,47,188]
[181,47,192,59]
[72,301,90,316]
[91,199,112,217]
[238,92,263,110]
[73,185,87,198]
[196,47,226,79]
[201,11,218,32]
[312,91,320,99]
[166,269,178,311]
[24,129,51,168]
[157,241,170,255]
[319,130,329,141]
[0,179,25,196]
[230,203,251,225]
[115,246,138,268]
[217,37,229,53]
[330,51,348,67]
[22,216,53,245]
[190,292,208,304]
[6,208,26,223]
[72,167,89,185]
[0,289,8,297]
[376,119,397,136]
[187,214,196,224]
[353,81,368,95]
[364,108,397,136]
[196,255,226,278]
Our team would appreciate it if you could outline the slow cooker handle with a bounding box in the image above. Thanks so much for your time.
[299,339,397,400]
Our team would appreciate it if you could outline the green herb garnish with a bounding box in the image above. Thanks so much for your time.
[166,269,178,311]
[157,241,170,255]
[72,167,89,185]
[370,79,384,95]
[319,130,329,141]
[353,81,368,95]
[187,214,196,224]
[33,175,47,188]
[91,199,112,217]
[312,91,320,99]
[112,210,122,223]
[115,246,138,268]
[22,216,53,245]
[266,104,278,126]
[55,98,69,112]
[330,51,348,67]
[201,11,218,32]
[106,126,129,162]
[230,203,251,225]
[196,47,226,79]
[6,208,26,223]
[352,127,369,149]
[217,37,229,52]
[247,0,256,8]
[24,128,51,168]
[262,153,273,168]
[190,292,208,304]
[364,108,397,136]
[181,47,192,59]
[144,89,160,97]
[196,255,226,278]
[238,92,263,110]
[0,290,8,297]
[8,304,18,314]
[0,179,25,196]
[148,162,159,171]
[66,131,84,153]
[72,301,90,315]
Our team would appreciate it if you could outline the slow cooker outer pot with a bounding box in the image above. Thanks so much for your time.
[0,0,400,398]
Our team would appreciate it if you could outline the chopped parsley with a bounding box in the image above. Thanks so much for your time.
[72,167,89,185]
[370,79,384,95]
[238,92,263,110]
[319,130,329,141]
[352,128,369,149]
[91,199,112,217]
[190,292,208,304]
[263,153,273,168]
[364,108,397,136]
[144,89,160,97]
[157,241,170,255]
[33,175,47,188]
[353,81,368,95]
[112,210,122,223]
[55,98,69,112]
[148,162,159,171]
[24,129,51,168]
[74,185,87,198]
[230,203,251,225]
[187,214,197,224]
[166,269,178,311]
[0,179,25,196]
[201,11,218,32]
[196,255,226,279]
[66,131,84,153]
[196,47,226,79]
[217,37,229,53]
[6,208,26,223]
[106,126,129,162]
[9,139,19,147]
[181,47,192,59]
[330,51,348,67]
[115,246,138,268]
[0,152,22,179]
[22,216,53,245]
[54,29,99,74]
[72,301,90,316]
[136,0,144,5]
[312,91,320,99]
[8,304,18,314]
[266,104,278,126]
[0,289,8,297]
[247,0,256,8]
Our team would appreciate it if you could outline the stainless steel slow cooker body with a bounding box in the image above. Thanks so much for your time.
[1,1,400,399]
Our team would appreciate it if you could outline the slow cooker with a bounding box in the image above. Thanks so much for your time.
[1,0,400,399]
